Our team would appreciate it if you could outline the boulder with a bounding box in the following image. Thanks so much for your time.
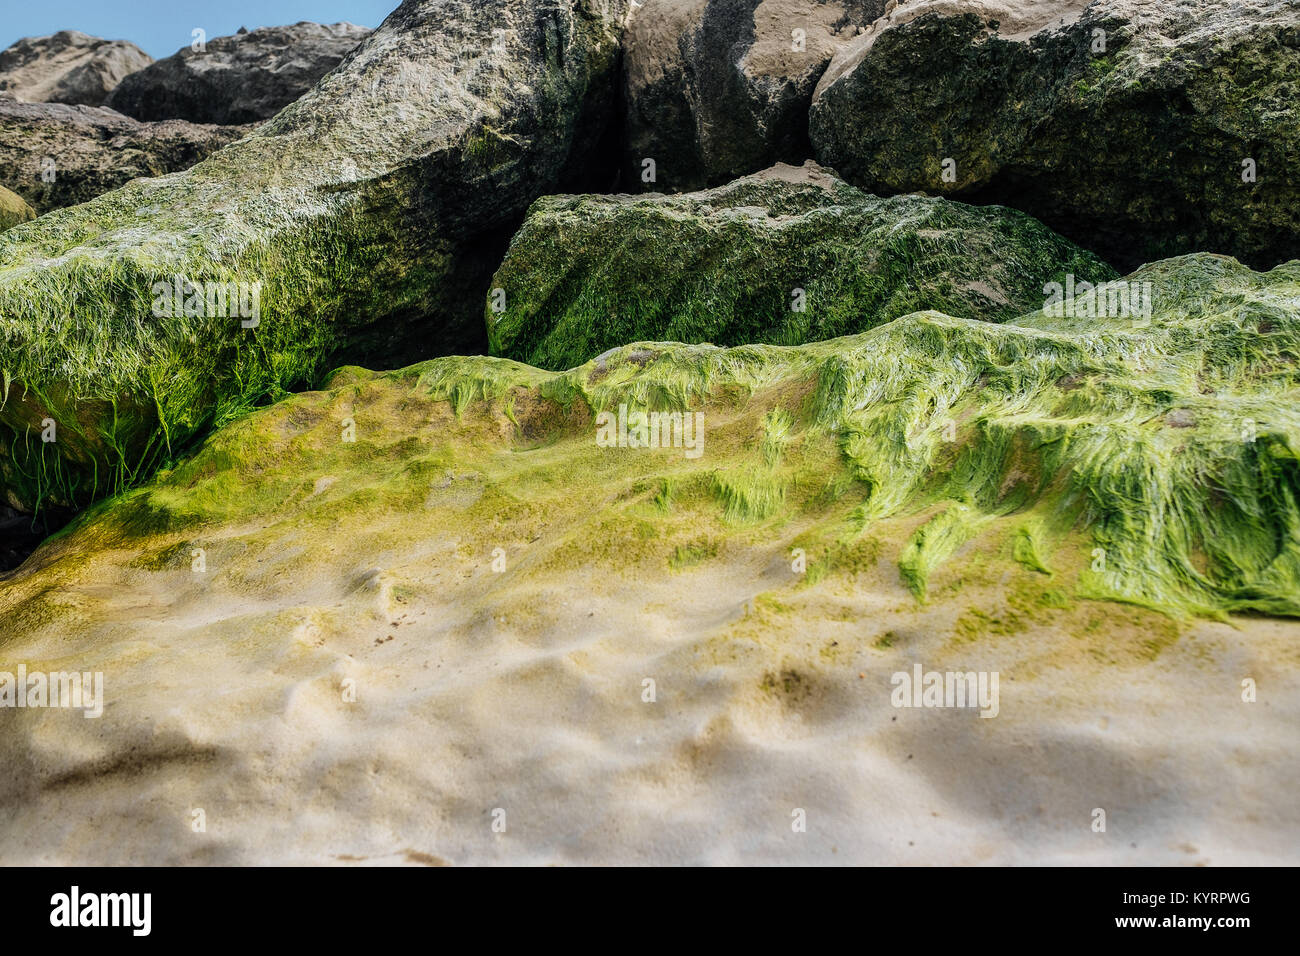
[105,22,372,125]
[0,30,151,106]
[0,185,35,231]
[808,0,1300,271]
[0,97,249,212]
[621,0,885,190]
[0,0,629,514]
[488,161,1115,369]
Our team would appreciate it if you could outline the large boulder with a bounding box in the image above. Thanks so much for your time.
[621,0,885,190]
[0,0,629,514]
[0,30,151,106]
[0,185,35,231]
[105,22,372,125]
[0,96,249,212]
[1,253,1297,864]
[808,0,1300,271]
[488,161,1115,369]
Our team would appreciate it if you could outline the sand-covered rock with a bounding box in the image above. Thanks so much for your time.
[0,0,629,514]
[488,161,1115,369]
[0,30,151,106]
[622,0,884,190]
[808,0,1300,270]
[105,22,371,125]
[0,97,249,212]
[2,252,1298,864]
[0,185,35,231]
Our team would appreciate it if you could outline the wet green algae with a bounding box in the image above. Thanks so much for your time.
[12,252,1300,623]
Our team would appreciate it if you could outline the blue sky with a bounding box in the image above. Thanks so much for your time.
[1,1,398,59]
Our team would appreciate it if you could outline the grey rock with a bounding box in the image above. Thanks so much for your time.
[0,96,250,212]
[622,0,885,191]
[105,21,372,124]
[808,0,1300,270]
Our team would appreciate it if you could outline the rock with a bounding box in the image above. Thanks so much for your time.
[622,0,885,190]
[0,185,35,231]
[0,0,629,514]
[808,0,1300,271]
[488,161,1116,369]
[0,97,250,212]
[1,253,1297,864]
[105,22,372,125]
[0,30,152,106]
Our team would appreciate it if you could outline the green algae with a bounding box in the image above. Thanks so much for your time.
[18,252,1300,623]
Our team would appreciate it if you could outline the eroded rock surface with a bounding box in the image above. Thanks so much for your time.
[0,30,151,106]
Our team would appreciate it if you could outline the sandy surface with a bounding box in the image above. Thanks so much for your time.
[2,508,1296,865]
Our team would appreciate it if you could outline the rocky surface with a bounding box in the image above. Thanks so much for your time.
[808,0,1300,271]
[0,96,249,213]
[1,253,1297,863]
[622,0,884,190]
[0,0,629,514]
[105,22,372,125]
[489,160,1115,369]
[0,30,151,106]
[0,185,35,231]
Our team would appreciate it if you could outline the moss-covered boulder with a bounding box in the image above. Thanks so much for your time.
[622,0,884,190]
[3,252,1297,863]
[488,161,1116,370]
[808,0,1300,271]
[0,97,249,213]
[0,0,628,513]
[0,185,35,231]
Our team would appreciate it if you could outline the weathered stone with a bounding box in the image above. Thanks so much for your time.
[105,22,372,125]
[0,96,249,212]
[0,30,151,106]
[808,0,1300,270]
[622,0,884,190]
[489,161,1115,369]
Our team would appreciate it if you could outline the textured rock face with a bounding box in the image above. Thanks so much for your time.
[0,97,249,213]
[0,185,35,231]
[489,161,1115,369]
[105,22,373,125]
[0,30,152,106]
[808,0,1300,271]
[1,253,1298,864]
[0,0,629,514]
[622,0,884,190]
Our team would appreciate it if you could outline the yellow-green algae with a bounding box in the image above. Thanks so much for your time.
[8,252,1299,624]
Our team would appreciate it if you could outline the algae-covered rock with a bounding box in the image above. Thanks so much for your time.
[0,185,35,231]
[0,0,629,513]
[0,31,152,107]
[622,0,883,190]
[808,0,1300,270]
[2,252,1298,864]
[105,23,371,125]
[488,161,1117,370]
[0,97,250,212]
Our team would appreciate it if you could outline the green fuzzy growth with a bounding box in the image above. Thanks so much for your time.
[36,252,1300,622]
[487,163,1116,370]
